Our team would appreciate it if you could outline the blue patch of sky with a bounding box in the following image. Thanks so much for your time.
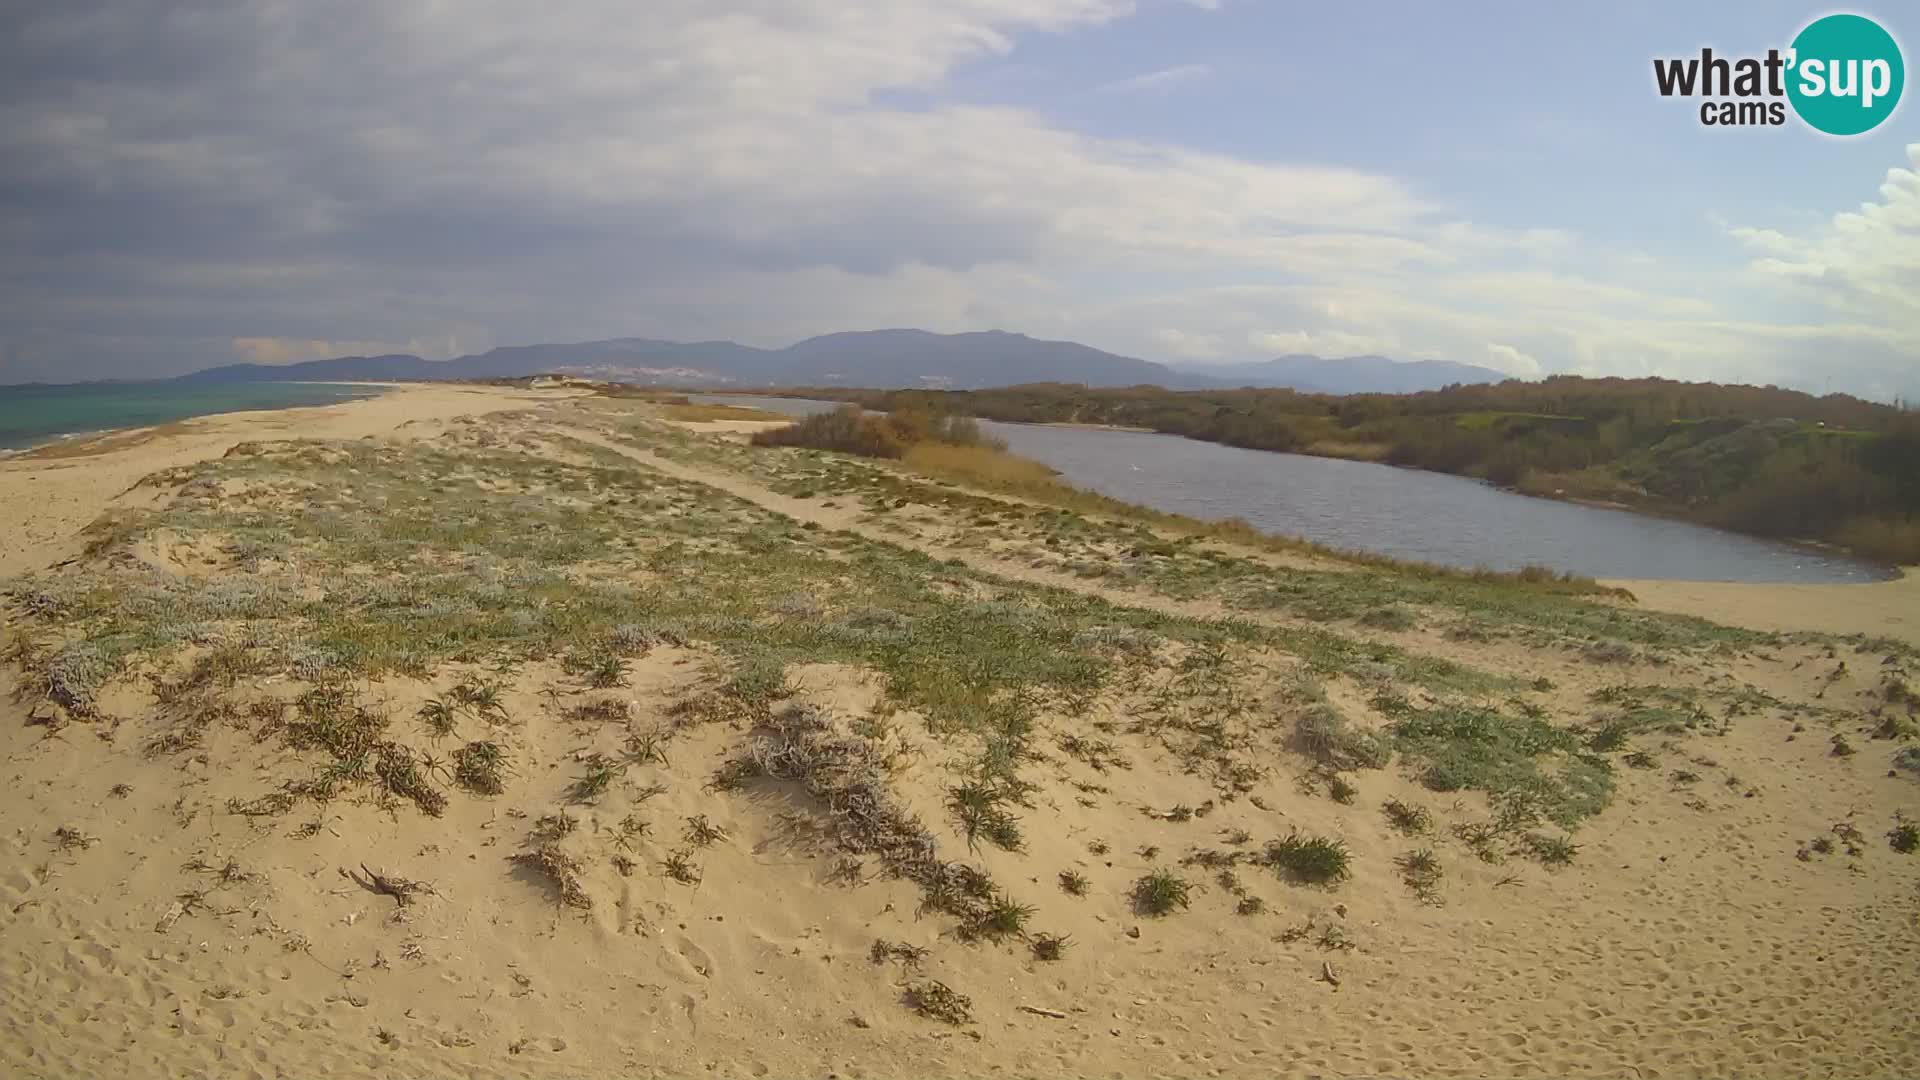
[883,0,1917,275]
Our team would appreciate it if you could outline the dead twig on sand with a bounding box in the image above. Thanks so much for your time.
[349,863,432,906]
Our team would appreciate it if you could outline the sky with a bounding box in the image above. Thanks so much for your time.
[1,0,1916,397]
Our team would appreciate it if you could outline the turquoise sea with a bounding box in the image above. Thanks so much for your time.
[0,382,384,451]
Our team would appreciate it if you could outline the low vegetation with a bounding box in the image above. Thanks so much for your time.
[750,403,1001,460]
[1130,869,1193,915]
[1260,832,1352,886]
[0,390,1889,1067]
[1395,848,1444,903]
[903,980,973,1025]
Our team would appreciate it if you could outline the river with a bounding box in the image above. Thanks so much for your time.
[698,396,1892,584]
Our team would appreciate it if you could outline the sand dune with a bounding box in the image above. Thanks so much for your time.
[0,384,572,578]
[2,391,1916,1079]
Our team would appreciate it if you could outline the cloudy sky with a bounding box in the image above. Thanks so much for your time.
[1,1,1916,396]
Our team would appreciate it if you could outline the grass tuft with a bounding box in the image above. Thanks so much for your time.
[1395,847,1444,903]
[683,814,727,847]
[1382,797,1432,835]
[946,779,1026,852]
[663,847,702,884]
[569,754,624,802]
[417,696,460,739]
[1129,868,1192,916]
[1520,832,1579,867]
[960,892,1034,942]
[1260,831,1352,886]
[1292,705,1391,771]
[1890,816,1919,854]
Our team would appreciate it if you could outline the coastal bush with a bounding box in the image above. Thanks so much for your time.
[749,403,1003,460]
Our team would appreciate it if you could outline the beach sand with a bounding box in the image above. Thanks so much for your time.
[2,391,1915,1079]
[1608,572,1920,647]
[0,384,572,579]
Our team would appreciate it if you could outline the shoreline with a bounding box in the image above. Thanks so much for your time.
[978,417,1900,586]
[0,382,574,579]
[1603,570,1919,644]
[0,381,388,457]
[737,392,1903,579]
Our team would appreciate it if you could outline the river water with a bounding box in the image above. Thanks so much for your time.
[699,396,1892,584]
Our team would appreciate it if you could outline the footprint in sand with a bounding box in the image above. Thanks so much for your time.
[669,935,714,979]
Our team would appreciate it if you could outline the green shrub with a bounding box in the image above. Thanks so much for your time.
[749,404,1006,461]
[1890,819,1919,854]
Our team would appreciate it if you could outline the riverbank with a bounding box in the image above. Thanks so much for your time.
[696,394,1893,584]
[1608,570,1920,646]
[780,385,1920,567]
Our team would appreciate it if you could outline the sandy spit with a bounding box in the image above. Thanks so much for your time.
[0,383,571,579]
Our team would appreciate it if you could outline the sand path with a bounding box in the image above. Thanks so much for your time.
[559,427,1251,626]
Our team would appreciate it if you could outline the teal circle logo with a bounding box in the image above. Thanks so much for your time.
[1787,14,1904,135]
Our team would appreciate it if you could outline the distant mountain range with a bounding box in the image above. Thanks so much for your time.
[174,330,1511,395]
[1166,354,1510,395]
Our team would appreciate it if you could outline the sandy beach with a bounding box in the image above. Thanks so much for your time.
[1607,573,1920,647]
[0,384,572,579]
[2,389,1915,1079]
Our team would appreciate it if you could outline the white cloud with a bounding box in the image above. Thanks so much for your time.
[1484,342,1540,377]
[1097,64,1214,95]
[1727,143,1920,339]
[1248,329,1403,358]
[1153,327,1228,358]
[231,336,473,364]
[0,3,1913,399]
